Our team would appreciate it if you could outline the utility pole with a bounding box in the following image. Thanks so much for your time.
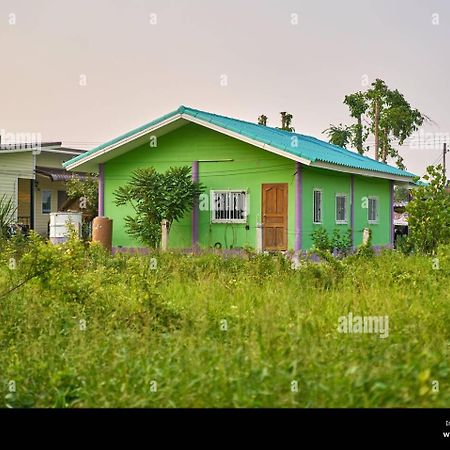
[443,142,447,179]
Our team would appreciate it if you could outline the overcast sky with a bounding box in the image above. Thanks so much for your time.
[1,0,449,176]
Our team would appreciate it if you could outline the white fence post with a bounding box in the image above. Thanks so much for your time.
[256,222,263,253]
[362,228,370,245]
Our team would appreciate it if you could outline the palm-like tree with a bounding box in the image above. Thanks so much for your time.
[323,124,353,149]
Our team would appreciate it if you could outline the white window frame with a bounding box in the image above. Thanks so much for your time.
[210,190,248,224]
[335,193,348,224]
[368,196,379,224]
[313,189,323,224]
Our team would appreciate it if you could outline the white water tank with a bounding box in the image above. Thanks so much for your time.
[49,212,82,244]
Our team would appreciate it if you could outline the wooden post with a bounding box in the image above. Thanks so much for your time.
[161,219,168,252]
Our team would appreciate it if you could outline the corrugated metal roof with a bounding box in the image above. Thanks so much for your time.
[36,166,90,181]
[64,105,416,178]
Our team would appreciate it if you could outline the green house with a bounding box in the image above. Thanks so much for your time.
[63,106,417,252]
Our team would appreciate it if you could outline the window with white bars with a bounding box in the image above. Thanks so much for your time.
[313,189,322,224]
[335,194,347,223]
[211,190,248,223]
[368,197,378,223]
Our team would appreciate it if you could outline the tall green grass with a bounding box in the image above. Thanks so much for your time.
[0,236,448,407]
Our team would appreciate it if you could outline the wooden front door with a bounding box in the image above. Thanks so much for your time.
[262,183,288,251]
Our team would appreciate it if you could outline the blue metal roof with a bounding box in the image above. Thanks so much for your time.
[64,105,416,179]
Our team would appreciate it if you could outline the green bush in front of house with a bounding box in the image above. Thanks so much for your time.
[0,235,448,408]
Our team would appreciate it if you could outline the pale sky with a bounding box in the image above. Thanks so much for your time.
[1,0,449,176]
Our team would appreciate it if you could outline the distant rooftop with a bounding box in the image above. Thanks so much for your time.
[0,140,85,154]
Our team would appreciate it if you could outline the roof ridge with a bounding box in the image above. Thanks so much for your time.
[64,105,416,179]
[183,106,295,136]
[181,106,415,176]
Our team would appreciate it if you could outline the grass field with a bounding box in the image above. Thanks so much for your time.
[0,236,449,408]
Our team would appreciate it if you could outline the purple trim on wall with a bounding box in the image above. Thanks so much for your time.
[192,160,199,248]
[390,180,394,247]
[295,161,302,252]
[350,175,355,244]
[98,163,105,217]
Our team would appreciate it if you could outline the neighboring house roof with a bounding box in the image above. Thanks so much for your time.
[63,106,417,181]
[35,166,91,182]
[394,200,409,208]
[394,211,409,226]
[413,180,430,187]
[0,141,85,155]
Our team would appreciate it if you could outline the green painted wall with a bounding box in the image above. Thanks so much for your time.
[103,123,392,250]
[353,175,391,246]
[104,123,296,250]
[301,166,352,249]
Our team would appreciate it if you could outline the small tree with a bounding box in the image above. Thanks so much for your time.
[114,166,204,248]
[65,175,98,216]
[406,165,450,254]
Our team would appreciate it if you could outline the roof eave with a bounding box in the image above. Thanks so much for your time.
[311,160,416,182]
[64,113,184,170]
[64,112,313,171]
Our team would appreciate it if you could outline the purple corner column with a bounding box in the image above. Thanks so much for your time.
[192,160,199,249]
[98,163,105,217]
[295,161,302,253]
[350,175,355,245]
[390,180,394,247]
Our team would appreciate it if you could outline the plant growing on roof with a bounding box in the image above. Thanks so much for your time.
[114,166,205,248]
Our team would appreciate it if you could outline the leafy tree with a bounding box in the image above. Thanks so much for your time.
[367,80,425,167]
[65,175,98,216]
[344,92,369,154]
[324,78,426,168]
[394,185,410,203]
[114,166,204,248]
[406,165,450,254]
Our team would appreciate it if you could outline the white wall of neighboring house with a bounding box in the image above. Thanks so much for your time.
[34,176,67,235]
[0,148,85,236]
[37,151,75,168]
[0,151,34,222]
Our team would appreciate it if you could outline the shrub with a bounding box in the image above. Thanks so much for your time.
[406,164,450,255]
[312,227,353,256]
[0,194,16,240]
[331,228,353,256]
[311,227,332,252]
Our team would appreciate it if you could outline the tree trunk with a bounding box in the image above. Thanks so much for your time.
[374,99,380,160]
[357,116,363,155]
[382,128,388,163]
